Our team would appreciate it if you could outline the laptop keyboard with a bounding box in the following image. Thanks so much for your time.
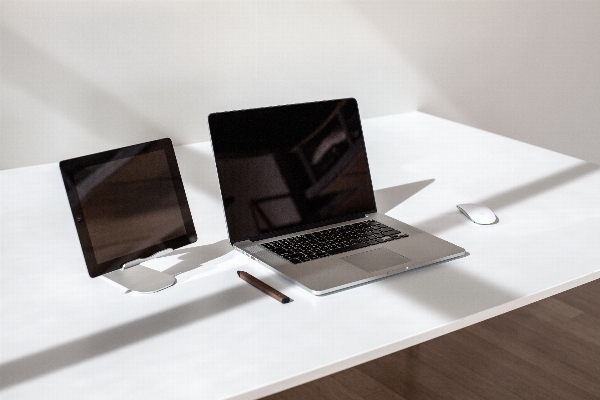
[262,220,409,264]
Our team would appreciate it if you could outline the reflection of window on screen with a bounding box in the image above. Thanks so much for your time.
[74,150,186,264]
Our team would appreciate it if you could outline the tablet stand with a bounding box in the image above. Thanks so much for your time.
[104,248,176,294]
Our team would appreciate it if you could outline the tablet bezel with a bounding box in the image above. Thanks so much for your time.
[60,138,197,278]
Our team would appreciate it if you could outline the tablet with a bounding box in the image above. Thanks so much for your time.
[60,138,197,278]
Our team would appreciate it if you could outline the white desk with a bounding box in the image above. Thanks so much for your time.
[2,112,599,399]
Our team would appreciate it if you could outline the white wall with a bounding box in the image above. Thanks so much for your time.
[353,1,600,166]
[2,1,599,170]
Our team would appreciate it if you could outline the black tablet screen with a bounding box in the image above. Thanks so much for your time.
[73,150,186,264]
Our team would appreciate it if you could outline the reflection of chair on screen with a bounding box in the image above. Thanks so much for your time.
[59,138,197,293]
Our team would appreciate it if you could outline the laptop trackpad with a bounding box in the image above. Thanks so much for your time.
[342,248,411,273]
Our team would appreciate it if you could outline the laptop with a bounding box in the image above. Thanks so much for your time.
[208,98,466,295]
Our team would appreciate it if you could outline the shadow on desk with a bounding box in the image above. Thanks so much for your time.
[164,239,233,277]
[5,165,595,390]
[0,283,264,390]
[376,161,600,321]
[380,259,518,319]
[0,180,435,388]
[156,179,437,280]
[413,162,600,235]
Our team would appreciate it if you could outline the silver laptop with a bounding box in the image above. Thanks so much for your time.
[208,98,466,295]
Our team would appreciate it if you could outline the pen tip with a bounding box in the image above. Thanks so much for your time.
[237,271,241,277]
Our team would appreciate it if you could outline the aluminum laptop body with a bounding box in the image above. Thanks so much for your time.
[208,98,466,295]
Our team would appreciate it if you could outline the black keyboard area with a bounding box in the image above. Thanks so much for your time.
[262,220,409,264]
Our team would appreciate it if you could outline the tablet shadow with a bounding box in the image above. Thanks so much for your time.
[163,239,233,277]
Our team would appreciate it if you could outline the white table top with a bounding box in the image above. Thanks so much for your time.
[2,112,599,399]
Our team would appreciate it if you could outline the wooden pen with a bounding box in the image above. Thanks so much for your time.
[237,271,291,304]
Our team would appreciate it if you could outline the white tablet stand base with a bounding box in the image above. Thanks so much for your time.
[104,248,176,294]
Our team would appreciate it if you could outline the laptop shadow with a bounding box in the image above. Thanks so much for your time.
[374,179,435,214]
[156,179,436,280]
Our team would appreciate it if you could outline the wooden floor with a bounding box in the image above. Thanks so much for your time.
[264,278,600,399]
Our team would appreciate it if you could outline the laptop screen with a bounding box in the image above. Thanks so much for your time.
[209,98,377,243]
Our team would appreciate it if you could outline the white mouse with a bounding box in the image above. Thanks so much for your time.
[456,203,497,225]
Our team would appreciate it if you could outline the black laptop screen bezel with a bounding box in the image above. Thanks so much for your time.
[59,138,197,278]
[208,98,378,244]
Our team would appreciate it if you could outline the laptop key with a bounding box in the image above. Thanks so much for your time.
[327,242,369,255]
[263,221,408,263]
